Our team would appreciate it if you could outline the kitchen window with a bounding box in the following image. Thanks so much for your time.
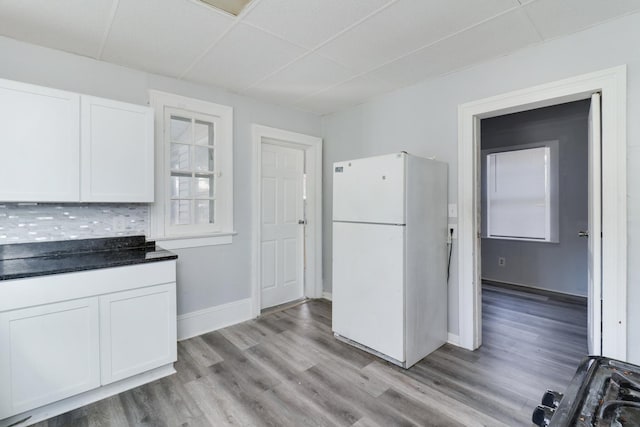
[149,91,233,247]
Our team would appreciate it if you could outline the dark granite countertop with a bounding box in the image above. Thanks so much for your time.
[0,235,177,281]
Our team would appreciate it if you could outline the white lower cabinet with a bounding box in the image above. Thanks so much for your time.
[0,262,177,421]
[0,298,100,418]
[100,284,177,384]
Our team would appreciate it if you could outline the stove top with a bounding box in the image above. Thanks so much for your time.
[533,356,640,427]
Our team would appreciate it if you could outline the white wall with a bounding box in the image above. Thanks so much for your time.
[322,12,640,362]
[0,35,321,316]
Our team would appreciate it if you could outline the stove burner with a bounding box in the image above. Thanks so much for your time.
[611,371,640,392]
[597,371,640,425]
[532,357,640,427]
[598,400,640,419]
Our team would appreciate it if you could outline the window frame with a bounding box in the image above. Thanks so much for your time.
[481,140,559,243]
[149,91,233,245]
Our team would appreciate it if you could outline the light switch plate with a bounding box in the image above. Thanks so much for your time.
[448,203,457,218]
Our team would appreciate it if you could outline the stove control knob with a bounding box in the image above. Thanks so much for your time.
[532,405,555,427]
[541,390,564,409]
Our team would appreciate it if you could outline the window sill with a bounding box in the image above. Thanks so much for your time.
[155,232,236,250]
[483,235,559,244]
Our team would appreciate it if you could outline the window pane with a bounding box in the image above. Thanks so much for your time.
[195,120,214,146]
[165,106,227,233]
[170,116,191,143]
[195,200,215,224]
[171,200,191,225]
[170,143,191,170]
[171,175,192,198]
[194,146,214,172]
[195,174,214,198]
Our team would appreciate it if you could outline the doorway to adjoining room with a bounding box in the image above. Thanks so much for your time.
[479,100,590,365]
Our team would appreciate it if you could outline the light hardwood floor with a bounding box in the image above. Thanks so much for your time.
[34,287,587,427]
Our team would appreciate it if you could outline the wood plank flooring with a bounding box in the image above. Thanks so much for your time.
[34,287,587,427]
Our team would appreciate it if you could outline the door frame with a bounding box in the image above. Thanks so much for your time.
[457,65,627,360]
[251,124,323,317]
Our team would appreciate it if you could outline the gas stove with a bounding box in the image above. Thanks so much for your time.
[533,356,640,426]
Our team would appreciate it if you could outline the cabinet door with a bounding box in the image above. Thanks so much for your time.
[0,78,80,202]
[0,298,100,418]
[100,284,177,384]
[81,96,154,202]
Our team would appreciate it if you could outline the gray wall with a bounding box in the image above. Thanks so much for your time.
[480,101,589,297]
[321,12,640,363]
[0,35,322,316]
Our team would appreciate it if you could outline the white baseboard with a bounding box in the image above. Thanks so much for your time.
[447,333,460,346]
[481,277,586,299]
[321,291,332,301]
[177,297,253,341]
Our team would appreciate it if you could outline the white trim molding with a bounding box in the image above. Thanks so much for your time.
[251,124,323,318]
[447,333,460,346]
[177,298,252,341]
[457,65,627,360]
[148,90,234,243]
[156,233,236,250]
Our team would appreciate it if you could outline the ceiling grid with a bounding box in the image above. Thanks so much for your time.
[0,0,638,114]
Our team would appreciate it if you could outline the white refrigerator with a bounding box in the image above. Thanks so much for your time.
[332,152,447,368]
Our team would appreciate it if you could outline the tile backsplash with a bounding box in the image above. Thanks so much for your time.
[0,203,149,243]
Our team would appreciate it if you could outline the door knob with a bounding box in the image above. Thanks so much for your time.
[578,231,589,237]
[298,219,307,225]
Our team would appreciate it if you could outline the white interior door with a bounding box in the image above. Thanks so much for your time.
[587,92,602,355]
[261,143,305,309]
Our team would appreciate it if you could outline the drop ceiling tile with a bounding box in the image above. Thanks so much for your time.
[0,0,113,57]
[317,0,520,73]
[372,8,542,87]
[242,0,391,49]
[243,53,356,106]
[186,23,305,91]
[101,0,234,78]
[294,74,398,115]
[523,0,640,40]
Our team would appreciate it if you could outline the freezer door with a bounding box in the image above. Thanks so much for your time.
[332,221,404,362]
[333,153,405,224]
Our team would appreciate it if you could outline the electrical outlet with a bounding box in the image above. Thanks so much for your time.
[448,224,457,240]
[498,257,506,267]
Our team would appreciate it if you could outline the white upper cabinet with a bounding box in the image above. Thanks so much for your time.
[0,79,80,202]
[0,78,154,203]
[81,96,154,202]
